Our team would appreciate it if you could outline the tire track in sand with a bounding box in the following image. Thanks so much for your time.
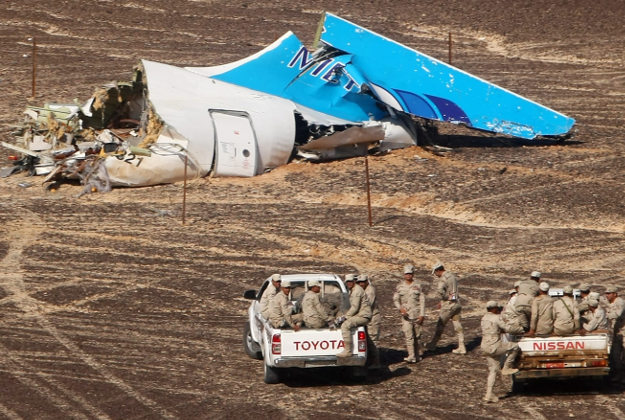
[0,205,177,419]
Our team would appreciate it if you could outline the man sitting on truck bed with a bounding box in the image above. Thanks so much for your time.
[357,274,381,367]
[576,283,592,323]
[336,275,372,358]
[260,274,282,320]
[302,279,335,328]
[268,279,303,331]
[501,284,525,335]
[514,271,541,331]
[582,297,608,333]
[526,281,554,336]
[552,285,580,335]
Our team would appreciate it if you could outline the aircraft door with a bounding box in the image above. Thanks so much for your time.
[210,110,258,177]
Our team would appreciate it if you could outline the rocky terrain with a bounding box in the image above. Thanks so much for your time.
[1,1,625,418]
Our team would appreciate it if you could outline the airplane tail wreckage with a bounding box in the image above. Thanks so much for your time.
[2,13,575,193]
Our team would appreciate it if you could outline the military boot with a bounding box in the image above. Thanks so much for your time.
[483,393,499,403]
[452,328,466,354]
[336,342,353,358]
[501,348,519,375]
[501,367,519,375]
[452,341,466,355]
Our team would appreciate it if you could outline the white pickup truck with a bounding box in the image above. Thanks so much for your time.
[511,288,612,390]
[243,273,368,384]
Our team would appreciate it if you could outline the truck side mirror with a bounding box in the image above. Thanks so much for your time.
[243,289,258,300]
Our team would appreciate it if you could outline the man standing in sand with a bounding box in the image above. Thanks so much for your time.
[481,300,520,403]
[426,262,465,354]
[393,264,426,363]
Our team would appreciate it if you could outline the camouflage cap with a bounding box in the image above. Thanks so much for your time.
[589,291,600,300]
[308,279,321,288]
[530,271,541,279]
[563,285,573,295]
[281,279,292,288]
[404,264,415,274]
[605,285,618,294]
[271,274,282,282]
[539,281,550,292]
[578,283,591,292]
[486,300,501,309]
[345,274,356,282]
[431,261,444,274]
[588,298,599,307]
[356,274,368,282]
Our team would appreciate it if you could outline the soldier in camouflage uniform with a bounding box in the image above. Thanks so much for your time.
[393,264,426,363]
[260,274,281,319]
[513,271,541,331]
[426,262,465,354]
[552,285,580,335]
[527,282,554,336]
[576,283,592,323]
[480,300,520,403]
[358,274,382,367]
[301,279,334,328]
[605,286,625,382]
[336,276,372,357]
[582,298,608,332]
[268,279,303,330]
[501,287,525,335]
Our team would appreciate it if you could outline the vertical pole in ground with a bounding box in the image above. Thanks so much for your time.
[448,32,452,65]
[364,154,373,227]
[182,152,188,225]
[31,36,36,98]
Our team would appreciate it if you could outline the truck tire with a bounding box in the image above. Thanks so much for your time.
[243,322,262,360]
[263,362,281,384]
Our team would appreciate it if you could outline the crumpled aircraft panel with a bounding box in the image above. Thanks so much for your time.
[319,13,575,139]
[192,13,574,140]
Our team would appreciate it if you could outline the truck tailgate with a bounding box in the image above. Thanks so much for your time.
[515,333,611,379]
[281,329,348,356]
[518,334,610,356]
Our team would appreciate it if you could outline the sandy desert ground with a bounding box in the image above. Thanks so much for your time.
[1,0,625,418]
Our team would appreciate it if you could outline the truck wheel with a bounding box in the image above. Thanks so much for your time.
[243,322,262,360]
[263,362,281,384]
